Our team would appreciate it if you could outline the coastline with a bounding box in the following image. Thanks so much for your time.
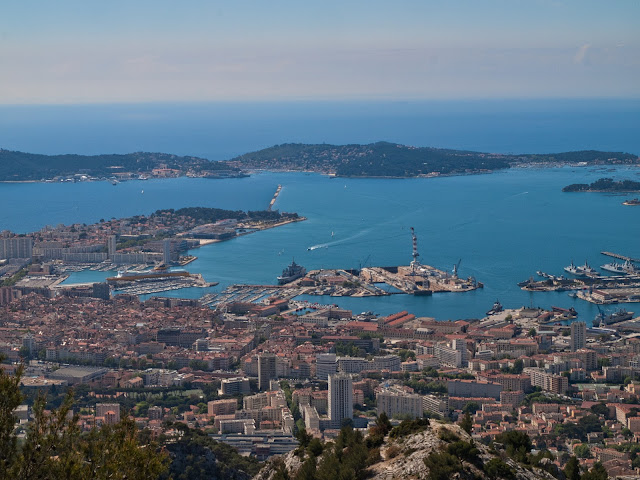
[564,189,640,193]
[2,158,637,185]
[182,216,307,249]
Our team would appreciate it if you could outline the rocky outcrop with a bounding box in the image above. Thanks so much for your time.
[254,423,555,480]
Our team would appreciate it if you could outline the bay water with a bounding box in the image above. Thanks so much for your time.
[1,167,639,324]
[1,99,639,324]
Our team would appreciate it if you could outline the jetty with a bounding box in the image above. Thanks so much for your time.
[268,184,282,211]
[601,251,640,263]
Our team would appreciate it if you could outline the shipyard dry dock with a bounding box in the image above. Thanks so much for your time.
[360,265,481,294]
[201,263,482,309]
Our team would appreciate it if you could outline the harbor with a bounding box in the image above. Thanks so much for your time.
[206,228,484,306]
[519,251,640,304]
[200,259,483,310]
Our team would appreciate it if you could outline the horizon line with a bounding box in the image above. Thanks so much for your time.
[1,96,640,107]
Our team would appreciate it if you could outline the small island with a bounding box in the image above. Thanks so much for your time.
[562,177,640,193]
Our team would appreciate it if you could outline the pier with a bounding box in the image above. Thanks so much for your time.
[268,184,282,211]
[601,251,640,263]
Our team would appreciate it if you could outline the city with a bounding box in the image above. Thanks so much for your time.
[2,1,639,479]
[3,239,640,476]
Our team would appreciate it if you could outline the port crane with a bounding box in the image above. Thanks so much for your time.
[410,227,420,274]
[452,259,462,279]
[358,254,371,274]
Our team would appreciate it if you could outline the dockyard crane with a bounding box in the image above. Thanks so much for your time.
[358,254,371,276]
[410,227,420,274]
[453,259,462,279]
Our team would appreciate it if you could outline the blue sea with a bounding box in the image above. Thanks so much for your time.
[0,99,639,324]
[1,99,639,160]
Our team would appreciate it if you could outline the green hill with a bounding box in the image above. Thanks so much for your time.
[228,142,638,178]
[0,149,238,181]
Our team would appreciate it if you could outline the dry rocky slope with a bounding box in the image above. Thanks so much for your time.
[254,423,554,480]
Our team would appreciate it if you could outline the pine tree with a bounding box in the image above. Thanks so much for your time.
[460,412,473,435]
[0,359,168,480]
[582,462,607,480]
[563,456,581,480]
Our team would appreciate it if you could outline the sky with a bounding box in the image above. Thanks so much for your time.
[0,0,638,104]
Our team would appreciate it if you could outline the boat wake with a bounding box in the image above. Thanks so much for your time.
[307,209,423,252]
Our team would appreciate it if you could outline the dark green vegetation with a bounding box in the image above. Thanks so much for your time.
[389,417,430,439]
[0,362,168,480]
[1,361,260,480]
[0,149,240,181]
[0,266,28,286]
[152,206,299,224]
[552,414,602,442]
[4,143,636,181]
[425,438,485,480]
[229,142,638,177]
[159,424,261,480]
[284,424,374,480]
[563,177,640,192]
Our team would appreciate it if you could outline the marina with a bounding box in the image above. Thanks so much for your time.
[520,251,640,305]
[106,270,216,295]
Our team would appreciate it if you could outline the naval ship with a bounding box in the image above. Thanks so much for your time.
[564,260,598,277]
[601,260,640,275]
[277,260,306,285]
[595,308,634,327]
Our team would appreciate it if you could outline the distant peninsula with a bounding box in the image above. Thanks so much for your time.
[1,142,637,181]
[0,149,244,182]
[562,177,640,193]
[227,142,638,178]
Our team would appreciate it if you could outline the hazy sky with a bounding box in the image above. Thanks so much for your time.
[1,0,638,104]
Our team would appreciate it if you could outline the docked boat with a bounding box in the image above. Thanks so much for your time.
[518,276,534,287]
[277,259,306,285]
[601,260,640,275]
[595,308,634,326]
[486,299,503,316]
[552,306,578,315]
[564,260,597,277]
[623,198,640,206]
